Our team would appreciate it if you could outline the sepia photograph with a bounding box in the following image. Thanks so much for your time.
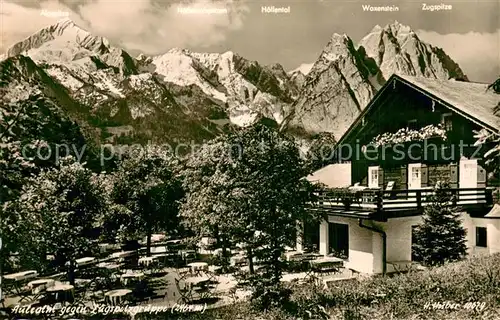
[0,0,499,319]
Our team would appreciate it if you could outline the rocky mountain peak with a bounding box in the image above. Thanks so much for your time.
[370,24,383,33]
[167,47,190,55]
[287,20,468,141]
[6,18,109,58]
[358,20,467,81]
[2,19,470,148]
[384,20,412,36]
[4,18,139,76]
[314,33,359,68]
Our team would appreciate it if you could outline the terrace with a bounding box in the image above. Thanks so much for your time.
[1,236,360,318]
[308,187,494,220]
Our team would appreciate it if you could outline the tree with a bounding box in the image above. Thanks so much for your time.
[487,76,500,94]
[474,76,499,186]
[181,138,242,271]
[0,90,101,279]
[232,126,319,310]
[305,132,337,171]
[6,157,108,284]
[0,139,41,274]
[181,124,320,309]
[474,129,500,174]
[412,182,467,266]
[108,145,183,255]
[482,77,500,166]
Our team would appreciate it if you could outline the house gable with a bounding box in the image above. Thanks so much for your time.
[327,74,499,190]
[337,74,500,149]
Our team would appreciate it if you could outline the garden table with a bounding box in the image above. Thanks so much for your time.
[166,239,182,245]
[3,270,38,296]
[74,257,97,267]
[150,246,167,254]
[105,289,131,306]
[4,270,38,282]
[188,262,208,275]
[310,257,344,265]
[138,256,154,267]
[120,272,144,285]
[309,257,344,276]
[47,284,74,304]
[27,279,55,293]
[184,276,210,288]
[97,262,122,270]
[179,249,196,258]
[152,252,176,259]
[109,251,135,260]
[152,252,178,266]
[183,276,214,301]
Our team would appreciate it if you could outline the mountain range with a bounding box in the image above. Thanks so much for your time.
[0,19,468,149]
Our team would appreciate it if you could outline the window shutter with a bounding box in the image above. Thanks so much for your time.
[378,167,384,188]
[421,164,429,187]
[478,165,486,187]
[450,163,458,188]
[400,165,407,190]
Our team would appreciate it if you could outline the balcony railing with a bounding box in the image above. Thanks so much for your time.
[311,187,494,213]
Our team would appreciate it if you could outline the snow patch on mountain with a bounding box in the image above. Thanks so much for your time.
[45,66,84,91]
[94,72,125,98]
[2,19,468,145]
[149,49,227,102]
[289,63,314,76]
[229,106,259,126]
[7,19,102,65]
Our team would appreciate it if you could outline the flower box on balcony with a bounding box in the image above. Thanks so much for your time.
[369,124,447,148]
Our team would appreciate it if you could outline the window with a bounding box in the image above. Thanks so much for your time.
[411,167,420,179]
[441,113,453,131]
[329,223,349,259]
[476,227,487,247]
[368,166,379,188]
[407,119,417,130]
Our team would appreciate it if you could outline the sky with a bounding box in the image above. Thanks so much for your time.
[1,0,499,82]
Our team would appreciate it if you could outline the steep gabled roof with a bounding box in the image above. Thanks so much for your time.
[337,74,500,146]
[397,75,500,132]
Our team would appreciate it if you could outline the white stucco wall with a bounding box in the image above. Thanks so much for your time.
[462,213,500,255]
[319,220,329,256]
[325,216,376,274]
[487,220,500,254]
[319,212,500,275]
[384,216,422,262]
[372,231,384,274]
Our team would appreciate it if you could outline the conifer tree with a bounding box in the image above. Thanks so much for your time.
[412,182,467,266]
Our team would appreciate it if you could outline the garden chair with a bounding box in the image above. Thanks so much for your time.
[383,181,397,199]
[192,284,211,302]
[131,279,152,305]
[227,287,239,303]
[174,278,192,304]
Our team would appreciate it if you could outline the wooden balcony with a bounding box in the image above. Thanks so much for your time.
[308,187,494,220]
